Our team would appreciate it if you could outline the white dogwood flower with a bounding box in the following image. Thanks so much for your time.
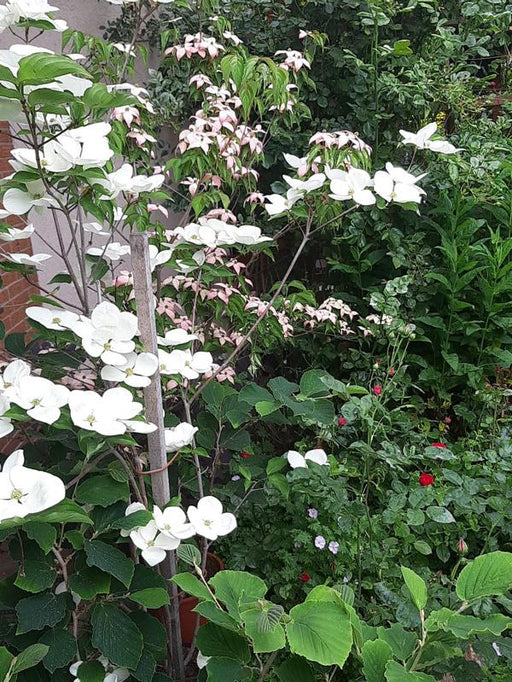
[399,122,461,154]
[283,173,326,193]
[265,188,303,216]
[130,520,180,566]
[329,168,375,205]
[26,306,79,331]
[187,496,237,541]
[0,359,31,400]
[0,223,34,241]
[373,165,425,204]
[68,387,151,436]
[164,422,198,452]
[286,448,328,469]
[0,450,65,521]
[0,0,67,33]
[158,329,198,347]
[3,180,59,215]
[12,375,69,424]
[87,242,131,262]
[158,349,214,380]
[153,505,195,539]
[0,394,13,439]
[3,252,51,267]
[101,352,158,388]
[98,163,164,200]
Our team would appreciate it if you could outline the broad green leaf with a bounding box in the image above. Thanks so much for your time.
[91,603,143,669]
[12,644,49,673]
[15,559,55,593]
[129,612,167,662]
[76,660,105,681]
[425,607,512,638]
[285,601,352,667]
[0,499,91,530]
[362,639,393,682]
[241,606,286,653]
[196,623,250,662]
[0,647,14,680]
[266,457,287,476]
[16,591,67,633]
[193,602,239,630]
[69,566,111,600]
[17,53,92,85]
[376,624,416,660]
[299,369,332,398]
[129,588,170,609]
[177,543,201,566]
[205,656,251,681]
[23,523,57,554]
[132,650,156,682]
[456,552,512,602]
[385,660,437,681]
[209,571,267,620]
[238,383,273,406]
[84,540,134,588]
[39,628,76,673]
[171,573,213,601]
[425,506,455,524]
[267,473,289,499]
[75,475,129,507]
[401,567,427,611]
[413,540,432,556]
[277,655,316,682]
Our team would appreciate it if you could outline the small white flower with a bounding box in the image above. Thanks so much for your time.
[0,223,34,241]
[101,352,158,388]
[187,495,237,541]
[286,448,328,469]
[26,306,79,331]
[373,167,425,204]
[130,520,180,566]
[158,349,214,380]
[399,122,461,154]
[2,180,58,215]
[68,387,151,436]
[157,329,198,347]
[0,359,31,400]
[164,422,198,452]
[197,652,211,670]
[153,505,195,539]
[12,375,69,424]
[0,449,65,521]
[87,242,131,262]
[283,173,325,193]
[3,252,51,267]
[97,163,164,200]
[265,188,303,216]
[329,168,375,206]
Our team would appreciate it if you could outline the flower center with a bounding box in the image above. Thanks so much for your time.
[104,342,111,351]
[31,398,41,407]
[86,413,96,425]
[203,519,212,527]
[147,540,155,547]
[11,488,24,501]
[52,317,61,325]
[125,368,134,376]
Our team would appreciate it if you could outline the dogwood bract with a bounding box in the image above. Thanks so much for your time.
[286,448,329,469]
[26,306,79,331]
[0,450,65,521]
[130,520,180,566]
[101,352,158,388]
[153,505,196,539]
[164,422,198,451]
[11,375,69,424]
[399,122,461,154]
[186,495,237,540]
[68,387,154,435]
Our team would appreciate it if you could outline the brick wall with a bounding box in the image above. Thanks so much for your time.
[0,122,38,347]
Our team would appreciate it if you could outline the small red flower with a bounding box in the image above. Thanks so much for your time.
[444,417,451,424]
[372,385,383,396]
[490,81,497,87]
[300,573,310,583]
[431,442,447,449]
[240,451,252,459]
[389,368,395,377]
[337,417,347,427]
[419,472,435,487]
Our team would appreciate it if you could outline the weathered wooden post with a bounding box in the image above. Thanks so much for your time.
[130,231,186,682]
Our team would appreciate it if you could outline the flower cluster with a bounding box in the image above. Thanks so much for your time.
[166,33,225,61]
[0,450,65,522]
[126,496,236,566]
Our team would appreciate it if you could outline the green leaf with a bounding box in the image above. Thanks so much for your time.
[277,656,316,682]
[425,607,512,638]
[84,540,134,588]
[15,559,55,593]
[23,523,57,554]
[0,647,14,680]
[193,602,239,630]
[209,571,267,620]
[111,511,153,532]
[172,573,213,601]
[196,623,250,662]
[132,650,156,682]
[75,475,129,507]
[0,499,91,530]
[76,660,105,682]
[16,591,67,633]
[266,457,287,476]
[205,657,251,681]
[267,473,289,499]
[385,660,436,681]
[39,628,77,673]
[413,540,432,556]
[299,369,332,398]
[362,639,393,682]
[129,588,170,609]
[425,506,455,524]
[456,552,512,602]
[177,543,201,566]
[17,53,92,85]
[91,603,143,669]
[376,624,416,660]
[129,612,167,661]
[12,644,49,673]
[401,567,427,611]
[285,601,352,667]
[69,566,111,600]
[238,383,273,406]
[241,606,286,653]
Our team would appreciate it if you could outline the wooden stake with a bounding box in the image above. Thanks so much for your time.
[130,231,186,682]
